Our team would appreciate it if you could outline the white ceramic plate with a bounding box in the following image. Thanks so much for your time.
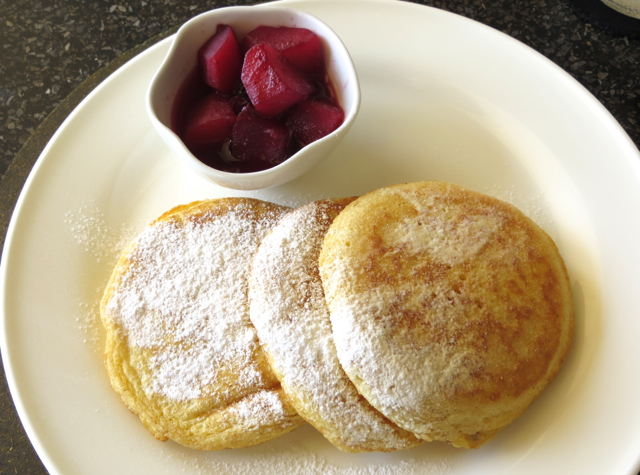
[2,0,640,474]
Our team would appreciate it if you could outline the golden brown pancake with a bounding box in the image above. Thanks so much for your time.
[319,181,573,448]
[248,199,423,452]
[101,198,305,450]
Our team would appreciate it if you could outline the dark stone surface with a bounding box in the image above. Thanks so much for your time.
[0,0,638,473]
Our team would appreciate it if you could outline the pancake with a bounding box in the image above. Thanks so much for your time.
[100,198,305,450]
[248,199,423,452]
[319,182,573,448]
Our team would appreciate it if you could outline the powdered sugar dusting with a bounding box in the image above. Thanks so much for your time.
[228,390,287,426]
[65,200,138,348]
[198,451,451,475]
[320,184,510,435]
[377,187,502,267]
[158,432,452,475]
[104,201,286,401]
[65,200,137,265]
[250,200,418,451]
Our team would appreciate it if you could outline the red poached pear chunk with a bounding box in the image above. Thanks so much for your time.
[242,26,325,77]
[241,43,316,118]
[181,92,236,150]
[230,105,290,168]
[286,97,345,146]
[198,24,242,95]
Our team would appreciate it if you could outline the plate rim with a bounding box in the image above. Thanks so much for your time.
[1,0,640,474]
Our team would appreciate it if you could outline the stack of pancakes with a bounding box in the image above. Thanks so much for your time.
[101,181,573,452]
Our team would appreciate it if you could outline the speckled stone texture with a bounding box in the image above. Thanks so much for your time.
[0,0,639,473]
[0,0,256,175]
[1,0,639,179]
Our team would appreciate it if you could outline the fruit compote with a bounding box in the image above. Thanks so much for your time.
[171,24,345,173]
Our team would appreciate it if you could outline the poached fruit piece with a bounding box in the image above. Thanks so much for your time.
[181,91,237,151]
[197,24,242,95]
[286,97,345,146]
[230,105,291,170]
[241,43,316,118]
[241,26,325,77]
[173,24,345,174]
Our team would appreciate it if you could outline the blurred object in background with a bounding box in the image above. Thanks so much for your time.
[569,0,640,37]
[602,0,640,19]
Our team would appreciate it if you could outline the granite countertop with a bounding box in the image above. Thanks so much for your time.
[1,0,639,473]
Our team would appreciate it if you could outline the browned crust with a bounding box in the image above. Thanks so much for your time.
[319,181,573,448]
[249,198,423,453]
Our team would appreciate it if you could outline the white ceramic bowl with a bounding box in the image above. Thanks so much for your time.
[146,5,360,190]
